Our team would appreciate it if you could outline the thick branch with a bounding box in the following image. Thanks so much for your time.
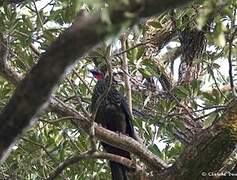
[0,0,194,161]
[2,1,237,176]
[0,60,168,172]
[157,100,237,179]
[50,100,169,171]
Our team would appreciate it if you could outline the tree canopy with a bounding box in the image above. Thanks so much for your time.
[0,0,236,179]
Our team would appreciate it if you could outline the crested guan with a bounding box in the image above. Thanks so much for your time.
[90,69,136,180]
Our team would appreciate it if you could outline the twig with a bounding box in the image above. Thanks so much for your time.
[113,41,147,57]
[29,44,41,56]
[119,66,147,88]
[63,94,90,104]
[21,137,57,162]
[32,0,44,31]
[0,35,23,85]
[39,116,73,124]
[0,34,9,65]
[66,78,91,120]
[120,33,132,114]
[66,77,97,151]
[72,68,93,94]
[52,97,85,118]
[155,59,174,90]
[194,108,224,121]
[91,55,113,120]
[90,53,113,151]
[208,64,229,101]
[40,0,55,12]
[167,91,195,121]
[62,129,81,153]
[47,151,141,180]
[228,27,237,97]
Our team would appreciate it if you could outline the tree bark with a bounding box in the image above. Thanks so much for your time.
[157,101,237,179]
[0,0,194,162]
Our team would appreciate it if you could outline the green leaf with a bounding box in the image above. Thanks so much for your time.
[136,46,145,60]
[147,21,162,28]
[127,46,138,61]
[138,68,152,78]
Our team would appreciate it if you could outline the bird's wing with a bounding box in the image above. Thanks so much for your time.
[121,97,136,139]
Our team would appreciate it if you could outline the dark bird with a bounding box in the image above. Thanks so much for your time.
[90,69,136,180]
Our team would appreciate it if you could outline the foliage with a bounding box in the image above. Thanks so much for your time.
[0,0,236,179]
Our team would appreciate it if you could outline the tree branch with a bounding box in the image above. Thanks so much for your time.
[157,100,237,180]
[50,99,169,171]
[0,0,194,162]
[0,48,175,172]
[228,27,237,97]
[120,33,133,114]
[0,56,169,172]
[47,151,141,180]
[0,35,23,85]
[1,2,236,176]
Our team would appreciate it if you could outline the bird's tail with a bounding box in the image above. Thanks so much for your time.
[110,161,129,180]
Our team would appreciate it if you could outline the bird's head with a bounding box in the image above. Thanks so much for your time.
[90,69,104,80]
